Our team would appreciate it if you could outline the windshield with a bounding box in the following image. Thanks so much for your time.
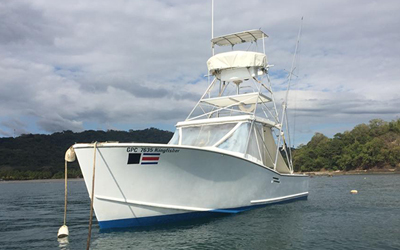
[180,123,236,147]
[169,121,268,166]
[217,122,249,153]
[168,129,180,145]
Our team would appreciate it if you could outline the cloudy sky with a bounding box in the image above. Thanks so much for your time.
[1,0,399,145]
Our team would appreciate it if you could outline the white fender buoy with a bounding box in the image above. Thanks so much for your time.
[65,147,76,162]
[57,235,69,246]
[57,225,69,238]
[350,190,358,194]
[57,146,74,240]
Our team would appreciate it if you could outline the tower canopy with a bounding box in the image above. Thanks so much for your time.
[211,29,268,47]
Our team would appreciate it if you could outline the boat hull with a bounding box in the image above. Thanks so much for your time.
[73,143,308,229]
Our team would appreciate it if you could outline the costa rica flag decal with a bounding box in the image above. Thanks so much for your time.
[140,153,160,165]
[127,153,160,165]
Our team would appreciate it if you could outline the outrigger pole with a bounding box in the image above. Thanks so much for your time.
[274,17,303,173]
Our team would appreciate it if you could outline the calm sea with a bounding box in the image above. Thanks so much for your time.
[0,175,399,250]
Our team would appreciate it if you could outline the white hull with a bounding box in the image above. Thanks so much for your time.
[74,143,308,229]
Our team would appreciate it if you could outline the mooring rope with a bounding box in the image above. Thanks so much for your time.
[63,160,68,226]
[86,142,98,250]
[58,146,75,239]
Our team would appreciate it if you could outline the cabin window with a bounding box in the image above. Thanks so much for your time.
[217,121,265,165]
[168,129,180,145]
[254,123,266,163]
[217,122,248,153]
[180,123,236,147]
[246,124,261,162]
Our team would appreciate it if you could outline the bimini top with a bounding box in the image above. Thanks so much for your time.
[207,51,267,74]
[211,29,268,47]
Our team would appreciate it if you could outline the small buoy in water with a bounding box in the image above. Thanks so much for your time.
[57,225,69,238]
[350,190,358,194]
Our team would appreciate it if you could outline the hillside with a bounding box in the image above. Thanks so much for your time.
[0,128,173,180]
[293,119,400,172]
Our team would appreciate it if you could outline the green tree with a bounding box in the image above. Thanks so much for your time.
[293,118,400,172]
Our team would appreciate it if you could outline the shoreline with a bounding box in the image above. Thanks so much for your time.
[2,170,400,182]
[0,178,84,183]
[302,169,400,176]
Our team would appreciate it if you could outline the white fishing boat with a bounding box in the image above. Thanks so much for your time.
[72,29,309,229]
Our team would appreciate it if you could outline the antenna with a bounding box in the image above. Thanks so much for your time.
[211,0,215,55]
[211,0,214,39]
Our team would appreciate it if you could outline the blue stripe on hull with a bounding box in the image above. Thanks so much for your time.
[98,195,308,230]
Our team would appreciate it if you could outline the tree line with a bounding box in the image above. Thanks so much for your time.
[1,119,399,179]
[293,119,400,172]
[0,128,173,180]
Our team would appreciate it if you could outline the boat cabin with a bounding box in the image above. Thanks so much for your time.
[168,116,290,174]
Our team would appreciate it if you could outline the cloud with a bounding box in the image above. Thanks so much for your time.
[0,0,399,144]
[0,118,29,136]
[37,114,83,133]
[0,1,59,45]
[0,129,12,137]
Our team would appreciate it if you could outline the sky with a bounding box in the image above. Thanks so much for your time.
[0,0,399,145]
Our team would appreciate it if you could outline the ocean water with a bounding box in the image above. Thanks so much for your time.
[0,175,399,250]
